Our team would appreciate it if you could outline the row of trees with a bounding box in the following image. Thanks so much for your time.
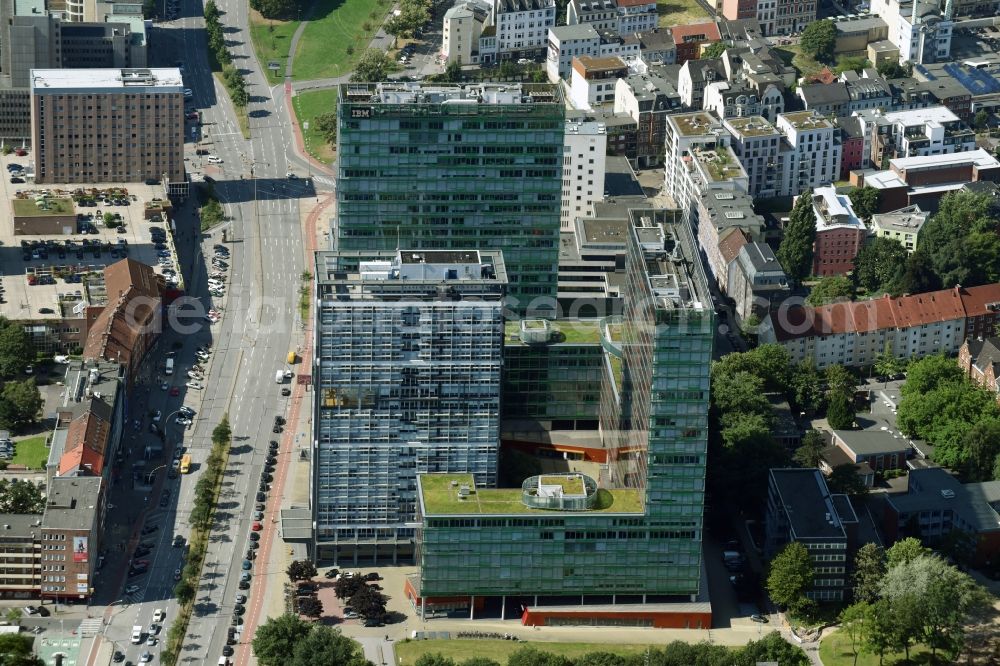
[896,354,1000,475]
[333,575,388,620]
[415,633,807,666]
[0,318,42,433]
[204,0,247,108]
[709,345,860,509]
[384,0,431,45]
[253,614,370,666]
[840,539,991,664]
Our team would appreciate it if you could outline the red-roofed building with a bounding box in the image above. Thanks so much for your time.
[760,283,1000,368]
[671,22,721,65]
[83,259,163,385]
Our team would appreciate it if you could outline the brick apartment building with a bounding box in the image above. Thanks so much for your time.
[30,68,184,184]
[959,337,1000,399]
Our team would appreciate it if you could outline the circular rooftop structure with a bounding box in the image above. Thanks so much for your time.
[521,473,599,511]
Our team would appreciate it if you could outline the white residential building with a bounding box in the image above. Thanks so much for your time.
[775,110,841,197]
[724,115,783,198]
[569,55,629,109]
[546,23,641,81]
[871,205,929,252]
[869,0,952,64]
[861,106,976,165]
[663,111,748,214]
[566,0,658,36]
[561,120,608,230]
[442,0,492,65]
[492,0,557,62]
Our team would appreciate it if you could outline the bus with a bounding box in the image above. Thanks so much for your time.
[180,454,191,474]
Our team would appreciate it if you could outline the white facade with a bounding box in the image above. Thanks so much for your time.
[870,0,952,63]
[494,0,556,57]
[569,56,627,110]
[663,112,747,214]
[616,0,658,35]
[703,81,785,121]
[442,1,491,65]
[561,120,608,229]
[775,111,841,197]
[566,0,658,36]
[546,24,600,81]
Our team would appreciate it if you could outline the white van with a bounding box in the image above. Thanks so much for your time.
[165,358,174,375]
[131,626,143,644]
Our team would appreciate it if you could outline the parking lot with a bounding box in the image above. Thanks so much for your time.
[0,150,184,325]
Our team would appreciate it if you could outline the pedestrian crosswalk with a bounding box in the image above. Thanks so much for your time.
[78,618,103,636]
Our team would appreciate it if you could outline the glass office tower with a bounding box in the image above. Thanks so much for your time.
[334,82,564,316]
[312,250,508,564]
[414,210,715,621]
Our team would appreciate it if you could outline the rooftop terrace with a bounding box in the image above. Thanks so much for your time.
[419,474,643,516]
[504,318,601,345]
[726,116,778,137]
[672,112,719,137]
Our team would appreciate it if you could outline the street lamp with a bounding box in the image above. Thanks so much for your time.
[145,464,167,486]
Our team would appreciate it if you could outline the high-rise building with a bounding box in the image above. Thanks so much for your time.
[334,82,564,316]
[561,120,607,230]
[30,67,183,184]
[411,209,715,627]
[312,249,508,564]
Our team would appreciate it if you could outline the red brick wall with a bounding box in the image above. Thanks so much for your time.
[522,607,712,629]
[900,164,973,187]
[840,136,864,180]
[812,226,866,276]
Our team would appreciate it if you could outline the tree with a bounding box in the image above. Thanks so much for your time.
[886,537,929,568]
[351,49,393,82]
[841,603,870,666]
[251,613,313,666]
[0,319,33,378]
[0,634,43,665]
[414,657,456,666]
[313,112,337,146]
[826,364,857,399]
[710,344,792,393]
[384,2,430,43]
[173,578,195,604]
[498,60,519,79]
[853,237,908,294]
[212,416,232,445]
[248,0,294,19]
[296,595,323,617]
[0,379,42,431]
[793,430,826,467]
[460,660,501,666]
[507,648,573,666]
[0,479,44,514]
[702,41,729,58]
[3,608,20,624]
[852,543,886,604]
[876,59,909,79]
[777,192,817,284]
[333,575,365,599]
[894,248,941,295]
[962,419,1000,481]
[918,190,1000,289]
[443,60,462,83]
[348,584,387,619]
[835,55,868,74]
[790,359,826,415]
[827,463,868,496]
[901,354,964,398]
[103,212,118,228]
[826,392,855,430]
[287,560,317,582]
[767,542,814,614]
[203,0,219,20]
[799,19,836,62]
[806,275,854,306]
[896,380,999,468]
[848,186,880,221]
[736,632,809,666]
[974,109,989,130]
[872,346,906,379]
[862,599,898,664]
[712,370,770,420]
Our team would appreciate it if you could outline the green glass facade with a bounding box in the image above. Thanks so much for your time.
[335,82,564,315]
[416,209,715,600]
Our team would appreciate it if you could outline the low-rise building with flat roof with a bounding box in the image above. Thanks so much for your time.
[871,205,928,252]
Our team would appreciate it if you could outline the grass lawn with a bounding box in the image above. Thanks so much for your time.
[293,0,393,81]
[657,0,710,27]
[820,629,940,666]
[13,435,48,469]
[248,10,301,83]
[292,88,337,163]
[395,639,658,666]
[774,44,825,80]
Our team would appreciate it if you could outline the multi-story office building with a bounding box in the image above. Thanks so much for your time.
[545,24,640,82]
[335,82,563,316]
[312,249,508,564]
[561,120,607,230]
[775,110,841,197]
[30,67,184,184]
[40,475,103,601]
[411,209,715,627]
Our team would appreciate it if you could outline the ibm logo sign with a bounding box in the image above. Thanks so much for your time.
[350,107,373,119]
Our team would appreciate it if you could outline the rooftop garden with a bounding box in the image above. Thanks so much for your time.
[420,474,643,515]
[12,197,74,217]
[538,475,586,495]
[504,319,601,344]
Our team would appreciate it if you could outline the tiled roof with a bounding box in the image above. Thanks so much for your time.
[83,259,162,367]
[966,337,1000,375]
[718,227,748,265]
[768,284,1000,342]
[58,400,112,476]
[671,21,721,45]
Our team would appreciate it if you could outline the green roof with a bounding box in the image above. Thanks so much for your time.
[12,197,74,217]
[673,113,716,136]
[504,319,601,345]
[419,474,644,516]
[726,117,778,137]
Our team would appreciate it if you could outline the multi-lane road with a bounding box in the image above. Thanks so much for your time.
[90,0,320,659]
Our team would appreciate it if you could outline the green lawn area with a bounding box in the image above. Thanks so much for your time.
[13,435,48,470]
[395,639,658,666]
[774,44,825,80]
[293,0,393,81]
[248,11,301,83]
[292,88,338,163]
[12,197,74,217]
[820,629,940,666]
[419,474,643,515]
[657,0,710,27]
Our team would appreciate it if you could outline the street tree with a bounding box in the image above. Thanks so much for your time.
[351,49,394,82]
[333,575,365,599]
[0,379,42,431]
[297,595,323,617]
[806,275,854,306]
[3,608,20,624]
[790,359,826,415]
[251,613,313,666]
[777,192,817,284]
[872,346,906,378]
[852,543,886,604]
[767,542,814,614]
[853,237,908,294]
[0,319,33,378]
[313,113,338,146]
[291,626,370,666]
[173,578,195,605]
[799,19,836,62]
[793,430,826,468]
[712,371,770,421]
[348,584,387,619]
[710,344,792,392]
[203,0,219,20]
[287,560,317,581]
[826,364,857,399]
